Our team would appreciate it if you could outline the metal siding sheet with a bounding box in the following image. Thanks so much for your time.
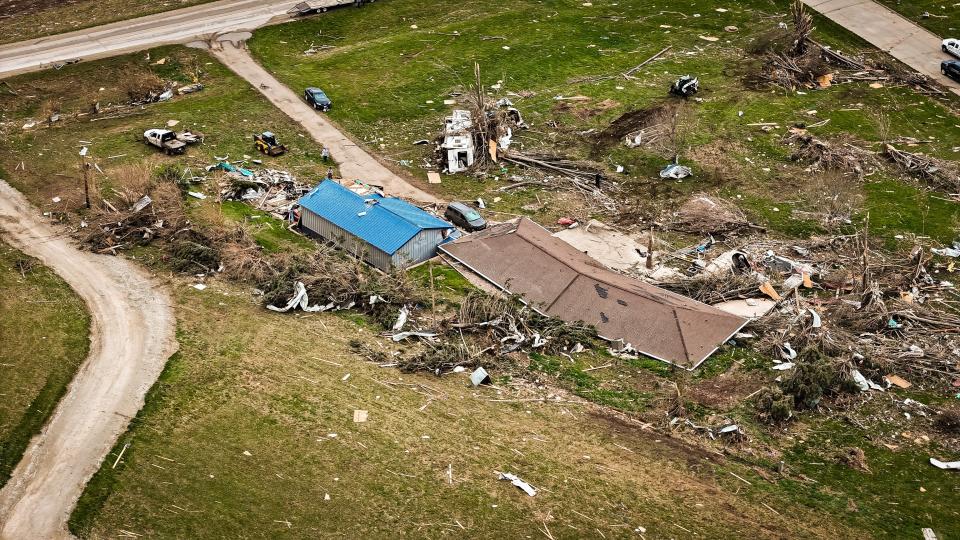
[301,208,392,271]
[399,229,442,266]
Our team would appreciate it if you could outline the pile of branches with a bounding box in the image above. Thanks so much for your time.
[501,152,619,211]
[452,292,598,355]
[456,63,529,171]
[748,1,943,93]
[785,128,877,178]
[668,194,758,236]
[398,342,512,376]
[746,235,960,396]
[659,272,763,304]
[883,144,960,193]
[258,247,422,327]
[82,180,190,254]
[394,292,598,377]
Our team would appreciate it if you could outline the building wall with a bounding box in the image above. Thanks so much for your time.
[301,208,394,271]
[393,229,444,268]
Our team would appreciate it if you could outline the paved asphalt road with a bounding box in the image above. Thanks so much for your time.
[803,0,960,96]
[0,0,356,79]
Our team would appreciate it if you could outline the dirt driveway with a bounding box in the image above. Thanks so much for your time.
[0,181,177,540]
[211,41,438,203]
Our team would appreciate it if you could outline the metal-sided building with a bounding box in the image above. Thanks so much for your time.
[298,180,455,271]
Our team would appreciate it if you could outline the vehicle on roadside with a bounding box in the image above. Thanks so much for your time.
[942,60,960,82]
[444,202,486,231]
[304,87,332,111]
[943,38,960,59]
[143,129,186,155]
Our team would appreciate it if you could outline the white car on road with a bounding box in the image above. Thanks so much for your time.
[944,38,960,59]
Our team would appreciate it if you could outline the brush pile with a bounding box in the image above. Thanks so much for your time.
[748,1,944,94]
[784,128,877,178]
[883,144,960,193]
[258,247,421,326]
[392,291,598,376]
[660,272,764,304]
[82,179,190,254]
[723,232,960,422]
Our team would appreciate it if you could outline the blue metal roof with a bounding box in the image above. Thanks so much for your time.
[299,180,453,255]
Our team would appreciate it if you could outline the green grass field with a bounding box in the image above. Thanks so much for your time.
[0,1,958,537]
[249,0,960,245]
[874,0,958,38]
[0,242,90,488]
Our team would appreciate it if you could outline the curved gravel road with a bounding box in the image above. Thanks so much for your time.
[0,181,177,540]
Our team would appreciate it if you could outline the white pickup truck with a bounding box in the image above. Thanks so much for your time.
[144,129,187,155]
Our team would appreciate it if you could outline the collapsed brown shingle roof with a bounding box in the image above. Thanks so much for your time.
[439,218,747,369]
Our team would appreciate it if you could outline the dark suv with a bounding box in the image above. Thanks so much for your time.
[304,87,332,111]
[444,202,487,231]
[942,60,960,82]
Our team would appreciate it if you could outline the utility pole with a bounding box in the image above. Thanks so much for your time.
[79,146,91,209]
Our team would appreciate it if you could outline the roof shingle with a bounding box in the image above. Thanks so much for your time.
[439,218,747,368]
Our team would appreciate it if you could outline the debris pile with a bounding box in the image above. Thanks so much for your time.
[82,180,189,254]
[668,195,757,236]
[436,64,617,210]
[748,1,943,94]
[593,102,678,153]
[883,144,960,193]
[258,248,421,326]
[785,127,877,178]
[218,167,311,218]
[726,233,960,422]
[391,291,598,377]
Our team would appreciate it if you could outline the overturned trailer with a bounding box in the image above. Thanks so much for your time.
[441,110,475,173]
[287,0,373,16]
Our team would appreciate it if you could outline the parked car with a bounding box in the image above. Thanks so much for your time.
[304,87,332,111]
[143,129,186,155]
[942,60,960,82]
[444,202,486,231]
[943,38,960,59]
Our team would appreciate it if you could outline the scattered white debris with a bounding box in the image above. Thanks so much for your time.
[497,471,537,496]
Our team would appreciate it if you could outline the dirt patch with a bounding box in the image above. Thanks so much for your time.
[836,446,871,473]
[687,373,766,411]
[553,97,620,121]
[592,100,678,155]
[587,410,725,469]
[669,193,754,236]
